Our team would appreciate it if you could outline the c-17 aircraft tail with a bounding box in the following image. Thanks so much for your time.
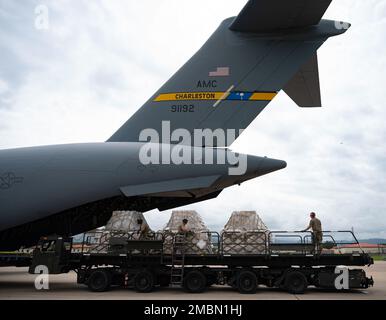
[0,0,351,251]
[108,0,349,147]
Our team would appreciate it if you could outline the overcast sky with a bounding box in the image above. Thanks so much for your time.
[1,0,386,239]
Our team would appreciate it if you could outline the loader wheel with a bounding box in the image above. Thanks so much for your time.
[237,270,258,294]
[183,270,206,293]
[134,270,155,293]
[88,269,112,292]
[284,271,308,294]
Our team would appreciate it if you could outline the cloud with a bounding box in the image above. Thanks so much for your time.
[0,0,385,239]
[0,78,9,94]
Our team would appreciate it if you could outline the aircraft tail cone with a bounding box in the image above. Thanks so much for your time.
[258,157,287,175]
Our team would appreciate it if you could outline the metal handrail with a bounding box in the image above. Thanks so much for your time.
[268,231,313,255]
[126,231,164,241]
[165,230,221,256]
[77,229,366,256]
[313,230,364,254]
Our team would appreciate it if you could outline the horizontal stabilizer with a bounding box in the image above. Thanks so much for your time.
[120,175,220,197]
[284,53,322,108]
[230,0,332,32]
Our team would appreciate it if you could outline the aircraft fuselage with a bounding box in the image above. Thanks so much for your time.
[0,142,285,249]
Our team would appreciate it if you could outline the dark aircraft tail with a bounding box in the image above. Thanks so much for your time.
[108,0,350,147]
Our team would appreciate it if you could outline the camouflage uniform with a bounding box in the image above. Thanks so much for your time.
[308,218,323,253]
[138,223,150,239]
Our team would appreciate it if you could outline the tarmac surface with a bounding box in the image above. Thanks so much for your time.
[0,262,385,300]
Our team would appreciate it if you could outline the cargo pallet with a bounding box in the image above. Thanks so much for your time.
[1,231,375,294]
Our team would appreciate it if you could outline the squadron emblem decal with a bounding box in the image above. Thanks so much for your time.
[0,172,24,190]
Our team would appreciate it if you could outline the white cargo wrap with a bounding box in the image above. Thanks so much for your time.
[162,210,213,254]
[105,211,151,233]
[222,211,268,255]
[87,211,152,253]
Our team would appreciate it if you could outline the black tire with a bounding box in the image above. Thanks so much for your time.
[284,271,308,294]
[87,269,112,292]
[237,270,258,294]
[183,270,207,293]
[134,270,155,293]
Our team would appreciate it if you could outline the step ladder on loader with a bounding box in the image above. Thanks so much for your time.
[170,233,187,287]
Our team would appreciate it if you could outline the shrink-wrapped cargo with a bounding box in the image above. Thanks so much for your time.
[88,211,152,253]
[162,210,212,255]
[106,211,151,234]
[222,211,268,255]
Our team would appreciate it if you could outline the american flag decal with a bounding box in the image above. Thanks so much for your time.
[209,67,230,77]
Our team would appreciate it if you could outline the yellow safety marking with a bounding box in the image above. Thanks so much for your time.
[249,92,277,101]
[154,92,224,102]
[154,91,277,102]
